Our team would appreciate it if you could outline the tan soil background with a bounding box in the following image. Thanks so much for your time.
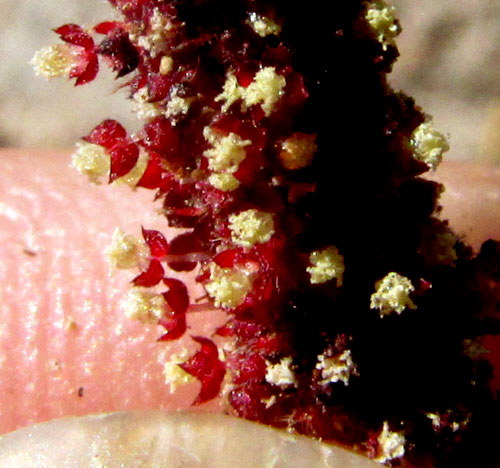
[1,0,499,163]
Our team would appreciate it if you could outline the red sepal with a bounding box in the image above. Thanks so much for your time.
[163,278,189,315]
[158,310,186,341]
[94,21,122,35]
[83,119,127,149]
[54,24,94,50]
[132,259,164,287]
[109,142,140,182]
[136,151,168,189]
[180,336,226,405]
[73,53,99,86]
[157,278,189,341]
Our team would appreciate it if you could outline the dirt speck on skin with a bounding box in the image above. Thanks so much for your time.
[77,387,84,398]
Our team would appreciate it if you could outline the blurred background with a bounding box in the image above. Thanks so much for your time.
[1,0,500,163]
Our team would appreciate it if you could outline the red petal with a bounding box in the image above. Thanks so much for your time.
[109,142,140,182]
[132,259,164,287]
[163,278,189,315]
[83,119,128,149]
[141,228,169,258]
[54,24,94,50]
[180,336,226,405]
[74,53,99,86]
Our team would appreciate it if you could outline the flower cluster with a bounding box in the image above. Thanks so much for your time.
[35,1,500,466]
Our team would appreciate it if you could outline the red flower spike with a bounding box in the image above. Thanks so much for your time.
[132,259,164,287]
[163,278,189,315]
[141,228,169,258]
[54,24,94,50]
[83,119,127,149]
[108,142,140,182]
[180,336,226,405]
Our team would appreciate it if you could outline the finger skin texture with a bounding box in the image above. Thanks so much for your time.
[0,411,381,468]
[0,149,500,440]
[0,150,226,435]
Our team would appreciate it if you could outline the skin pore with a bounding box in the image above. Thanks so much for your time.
[0,149,499,464]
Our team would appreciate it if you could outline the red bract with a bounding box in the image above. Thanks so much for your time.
[132,259,164,287]
[228,351,266,384]
[167,231,204,271]
[96,26,139,77]
[162,278,189,314]
[180,336,226,405]
[141,227,169,258]
[157,278,189,340]
[141,118,180,158]
[158,309,186,341]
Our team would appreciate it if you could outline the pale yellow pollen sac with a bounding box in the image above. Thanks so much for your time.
[31,43,79,79]
[122,287,166,324]
[370,272,416,317]
[159,55,174,75]
[71,141,110,184]
[132,87,163,121]
[228,209,275,248]
[203,127,252,173]
[215,67,286,117]
[265,357,297,388]
[136,7,177,57]
[106,228,150,270]
[208,172,240,192]
[279,132,318,170]
[246,12,282,38]
[307,246,345,285]
[376,421,406,463]
[163,348,195,393]
[365,1,401,50]
[243,67,287,117]
[204,263,254,309]
[411,119,450,171]
[165,87,195,124]
[316,350,358,386]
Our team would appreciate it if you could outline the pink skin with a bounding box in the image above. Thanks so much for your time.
[0,149,499,438]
